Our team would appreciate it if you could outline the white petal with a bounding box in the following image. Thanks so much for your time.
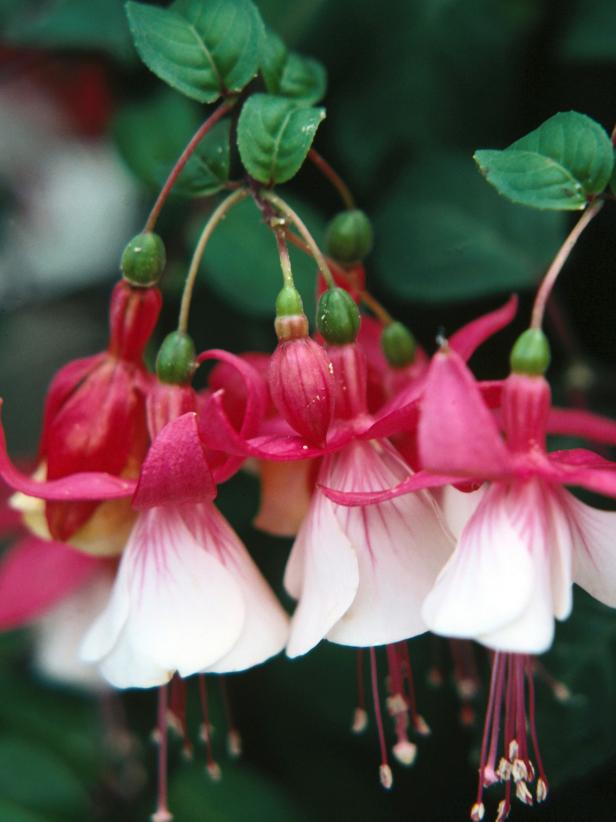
[422,482,536,639]
[432,483,486,540]
[80,555,131,663]
[567,492,616,607]
[545,487,574,620]
[35,568,113,691]
[285,490,359,658]
[97,627,170,689]
[326,440,453,647]
[193,505,289,673]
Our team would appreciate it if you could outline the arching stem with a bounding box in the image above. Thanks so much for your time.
[261,190,336,289]
[144,98,237,233]
[530,199,604,330]
[308,148,355,209]
[178,188,250,334]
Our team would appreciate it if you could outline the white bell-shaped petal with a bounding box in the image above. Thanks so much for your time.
[568,491,616,607]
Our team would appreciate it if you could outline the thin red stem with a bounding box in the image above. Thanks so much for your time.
[155,685,171,821]
[144,99,236,232]
[308,148,355,209]
[530,198,604,330]
[369,647,390,775]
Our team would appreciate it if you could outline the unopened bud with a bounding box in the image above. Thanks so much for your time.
[510,328,550,376]
[275,284,304,317]
[156,331,196,385]
[392,740,417,766]
[317,287,360,345]
[351,708,369,734]
[470,802,485,821]
[379,763,393,790]
[381,321,416,368]
[269,336,334,444]
[325,209,374,265]
[122,232,166,287]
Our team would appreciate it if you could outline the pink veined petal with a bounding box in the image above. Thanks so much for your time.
[448,295,518,362]
[34,567,113,690]
[132,413,216,510]
[0,414,136,501]
[284,489,359,658]
[421,483,535,641]
[418,349,513,478]
[547,407,616,445]
[359,396,421,442]
[324,440,453,647]
[320,469,458,506]
[196,506,288,672]
[84,505,247,687]
[543,448,616,498]
[0,536,100,629]
[565,491,616,608]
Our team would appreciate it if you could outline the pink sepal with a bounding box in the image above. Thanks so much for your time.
[541,448,616,498]
[0,536,99,629]
[320,468,458,506]
[359,398,420,441]
[0,407,136,500]
[132,413,216,510]
[547,407,616,445]
[197,349,268,482]
[448,295,518,362]
[418,349,512,478]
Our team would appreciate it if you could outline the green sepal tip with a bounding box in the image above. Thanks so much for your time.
[381,321,416,368]
[510,328,551,376]
[121,232,166,287]
[325,209,374,265]
[156,331,196,385]
[317,287,360,345]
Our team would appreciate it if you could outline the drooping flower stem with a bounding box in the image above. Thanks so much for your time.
[530,198,604,330]
[274,228,294,289]
[178,188,250,334]
[308,148,355,209]
[144,99,237,233]
[261,190,336,289]
[283,226,393,323]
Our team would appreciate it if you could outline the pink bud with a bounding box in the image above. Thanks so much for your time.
[269,337,334,445]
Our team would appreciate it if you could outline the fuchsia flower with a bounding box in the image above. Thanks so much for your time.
[200,297,519,657]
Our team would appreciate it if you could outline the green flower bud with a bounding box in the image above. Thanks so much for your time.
[381,321,416,368]
[156,331,196,385]
[510,328,551,376]
[325,209,374,265]
[275,285,304,317]
[317,287,360,345]
[121,232,166,287]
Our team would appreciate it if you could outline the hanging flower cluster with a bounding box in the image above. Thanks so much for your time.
[2,3,616,820]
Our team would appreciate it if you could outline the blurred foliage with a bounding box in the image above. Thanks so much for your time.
[1,0,616,821]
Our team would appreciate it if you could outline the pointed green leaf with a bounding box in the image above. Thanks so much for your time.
[261,30,327,104]
[126,0,265,103]
[237,93,325,184]
[114,90,230,196]
[475,112,614,210]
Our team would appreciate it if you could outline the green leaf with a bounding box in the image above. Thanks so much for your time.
[237,94,325,184]
[126,0,265,103]
[114,90,230,196]
[198,195,325,317]
[475,112,614,209]
[375,152,565,303]
[261,30,327,104]
[3,0,133,61]
[0,737,88,813]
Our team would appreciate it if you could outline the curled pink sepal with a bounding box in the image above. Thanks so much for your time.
[448,295,518,361]
[132,413,216,510]
[0,403,136,501]
[541,448,616,498]
[547,407,616,445]
[320,468,459,506]
[200,390,353,461]
[0,536,100,629]
[197,348,268,482]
